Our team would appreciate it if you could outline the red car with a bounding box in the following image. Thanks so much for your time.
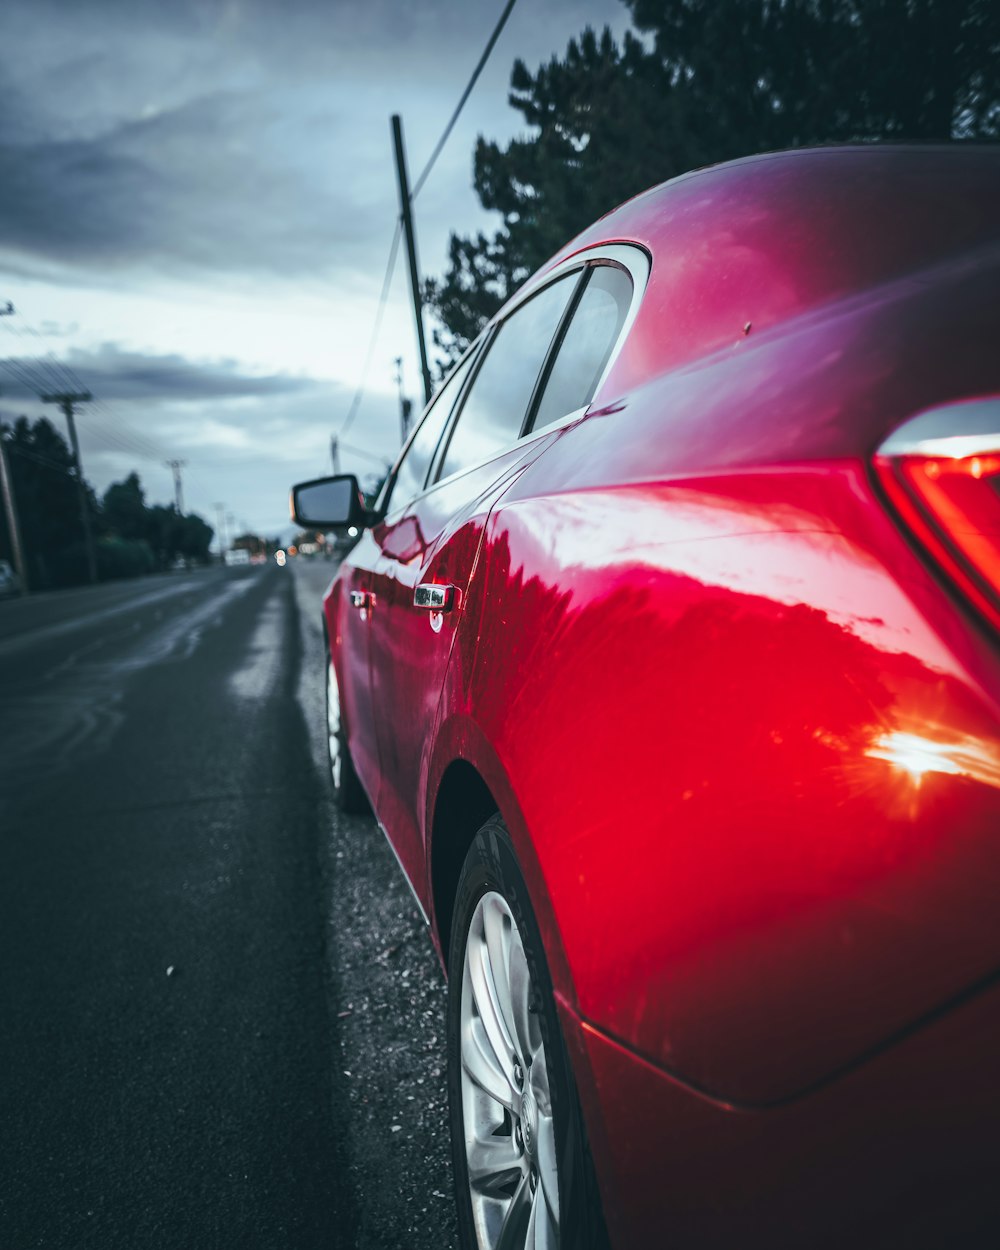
[292,145,1000,1249]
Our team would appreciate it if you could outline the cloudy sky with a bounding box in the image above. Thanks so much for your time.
[0,0,628,543]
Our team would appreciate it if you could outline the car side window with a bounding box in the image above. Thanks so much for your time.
[384,350,476,515]
[436,274,578,483]
[531,264,633,431]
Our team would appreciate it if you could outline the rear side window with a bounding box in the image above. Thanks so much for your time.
[437,274,577,482]
[532,265,633,431]
[387,350,475,513]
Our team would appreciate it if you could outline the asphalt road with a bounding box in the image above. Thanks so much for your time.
[0,561,457,1249]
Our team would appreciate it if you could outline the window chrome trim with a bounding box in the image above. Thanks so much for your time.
[380,243,650,514]
[378,332,487,521]
[503,244,650,421]
[878,398,1000,458]
[425,244,650,496]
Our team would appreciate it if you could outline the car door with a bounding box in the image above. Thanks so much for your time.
[329,526,383,804]
[367,272,586,901]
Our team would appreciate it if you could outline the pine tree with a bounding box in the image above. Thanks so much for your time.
[426,0,1000,364]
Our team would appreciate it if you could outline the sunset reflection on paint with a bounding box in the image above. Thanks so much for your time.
[867,728,1000,790]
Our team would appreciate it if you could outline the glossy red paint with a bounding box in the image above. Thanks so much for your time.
[366,437,559,899]
[318,146,1000,1241]
[571,978,1000,1249]
[325,532,381,799]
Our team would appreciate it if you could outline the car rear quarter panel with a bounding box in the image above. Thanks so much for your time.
[444,253,1000,1106]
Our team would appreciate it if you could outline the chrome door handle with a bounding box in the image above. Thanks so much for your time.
[350,590,373,610]
[414,583,457,612]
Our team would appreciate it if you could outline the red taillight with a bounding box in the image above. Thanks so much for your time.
[874,399,1000,633]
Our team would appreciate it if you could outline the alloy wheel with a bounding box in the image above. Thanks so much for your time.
[326,660,342,790]
[460,890,560,1249]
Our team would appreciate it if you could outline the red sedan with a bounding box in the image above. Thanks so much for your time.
[292,145,1000,1249]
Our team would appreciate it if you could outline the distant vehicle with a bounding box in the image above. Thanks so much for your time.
[293,146,1000,1249]
[0,559,21,596]
[223,548,250,567]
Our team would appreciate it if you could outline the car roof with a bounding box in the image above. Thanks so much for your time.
[522,145,1000,383]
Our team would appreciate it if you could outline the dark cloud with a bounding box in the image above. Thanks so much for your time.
[66,343,324,402]
[0,89,378,277]
[0,343,320,403]
[0,0,625,532]
[0,0,626,282]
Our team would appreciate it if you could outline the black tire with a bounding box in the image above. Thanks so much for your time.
[447,814,608,1250]
[325,657,369,814]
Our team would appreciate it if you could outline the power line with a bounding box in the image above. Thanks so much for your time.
[0,355,50,398]
[4,442,74,473]
[0,306,166,467]
[86,397,166,462]
[0,312,86,397]
[411,0,519,199]
[340,439,394,468]
[16,320,86,395]
[336,0,518,452]
[337,220,402,440]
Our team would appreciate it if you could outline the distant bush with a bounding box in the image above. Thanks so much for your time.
[96,537,156,582]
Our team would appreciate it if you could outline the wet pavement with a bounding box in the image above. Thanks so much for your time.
[0,559,456,1249]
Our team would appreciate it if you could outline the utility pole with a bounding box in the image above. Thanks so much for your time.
[394,356,413,444]
[165,459,187,514]
[330,435,341,475]
[0,430,29,594]
[41,390,97,584]
[391,113,432,408]
[0,305,28,591]
[215,502,228,561]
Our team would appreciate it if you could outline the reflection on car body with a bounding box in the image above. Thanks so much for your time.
[293,146,1000,1249]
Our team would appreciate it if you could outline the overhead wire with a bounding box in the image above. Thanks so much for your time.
[411,0,518,200]
[16,319,88,395]
[340,439,394,468]
[0,313,85,397]
[0,354,50,399]
[337,0,518,451]
[0,309,170,491]
[338,221,403,441]
[4,442,74,473]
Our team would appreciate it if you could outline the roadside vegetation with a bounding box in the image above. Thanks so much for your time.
[425,0,1000,364]
[0,415,214,589]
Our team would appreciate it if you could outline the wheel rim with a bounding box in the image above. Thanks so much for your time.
[460,891,560,1250]
[326,661,342,790]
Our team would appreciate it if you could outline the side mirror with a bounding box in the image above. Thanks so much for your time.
[290,474,369,529]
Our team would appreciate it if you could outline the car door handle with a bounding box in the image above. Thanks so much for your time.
[414,583,457,612]
[350,590,373,610]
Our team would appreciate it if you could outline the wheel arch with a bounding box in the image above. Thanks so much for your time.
[425,717,577,1014]
[429,759,499,966]
[430,744,616,1247]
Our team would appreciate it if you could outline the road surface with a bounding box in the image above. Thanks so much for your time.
[0,561,457,1249]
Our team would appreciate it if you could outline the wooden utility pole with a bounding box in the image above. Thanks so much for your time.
[0,434,29,594]
[394,356,413,444]
[391,113,432,408]
[0,304,28,591]
[165,459,187,514]
[41,390,97,584]
[215,502,228,560]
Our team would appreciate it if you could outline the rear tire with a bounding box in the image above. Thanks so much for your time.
[325,658,368,813]
[447,814,608,1250]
